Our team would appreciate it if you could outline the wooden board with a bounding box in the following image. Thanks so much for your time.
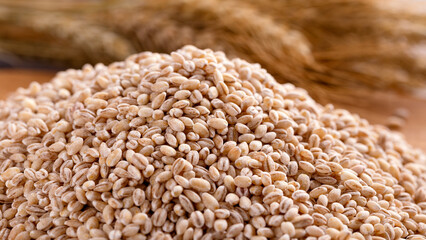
[0,69,425,152]
[0,69,55,97]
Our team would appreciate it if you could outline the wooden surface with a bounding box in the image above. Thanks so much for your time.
[0,69,425,152]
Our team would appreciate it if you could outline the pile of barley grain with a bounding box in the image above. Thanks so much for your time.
[0,46,425,240]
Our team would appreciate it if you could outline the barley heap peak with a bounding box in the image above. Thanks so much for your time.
[0,46,425,240]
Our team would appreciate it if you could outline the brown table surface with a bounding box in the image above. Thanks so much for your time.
[1,69,425,152]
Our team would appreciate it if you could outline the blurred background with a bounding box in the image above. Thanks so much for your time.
[0,0,425,150]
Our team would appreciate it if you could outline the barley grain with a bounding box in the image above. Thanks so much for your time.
[202,193,219,210]
[207,118,228,130]
[189,178,211,192]
[234,176,252,188]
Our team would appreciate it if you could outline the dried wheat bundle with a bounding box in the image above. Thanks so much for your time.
[0,6,134,65]
[243,0,426,92]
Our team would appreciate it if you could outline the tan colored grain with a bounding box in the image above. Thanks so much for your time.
[207,118,228,130]
[234,176,252,188]
[201,193,219,210]
[189,178,211,192]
